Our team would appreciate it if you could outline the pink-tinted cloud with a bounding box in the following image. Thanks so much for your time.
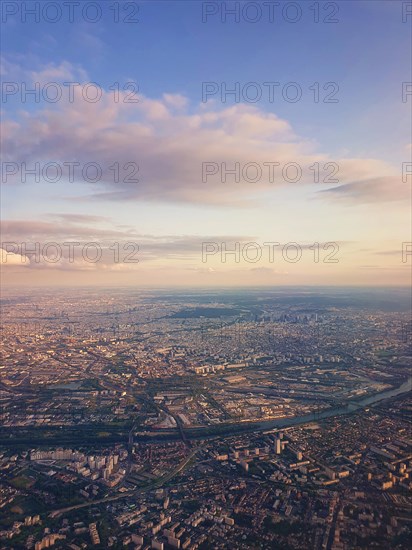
[1,74,399,206]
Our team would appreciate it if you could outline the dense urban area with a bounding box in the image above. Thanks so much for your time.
[0,287,411,549]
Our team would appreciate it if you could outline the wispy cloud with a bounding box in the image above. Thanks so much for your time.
[319,176,410,204]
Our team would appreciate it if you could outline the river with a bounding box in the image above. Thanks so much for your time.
[253,375,412,431]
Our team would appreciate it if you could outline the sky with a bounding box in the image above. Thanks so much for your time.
[1,0,411,287]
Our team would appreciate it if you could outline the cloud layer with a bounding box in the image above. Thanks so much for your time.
[1,58,404,206]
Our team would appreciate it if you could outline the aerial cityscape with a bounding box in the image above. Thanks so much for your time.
[1,1,411,549]
[0,287,411,548]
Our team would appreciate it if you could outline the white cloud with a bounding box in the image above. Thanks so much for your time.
[1,60,400,206]
[1,248,29,266]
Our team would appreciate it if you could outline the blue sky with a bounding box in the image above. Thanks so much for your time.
[1,1,411,286]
